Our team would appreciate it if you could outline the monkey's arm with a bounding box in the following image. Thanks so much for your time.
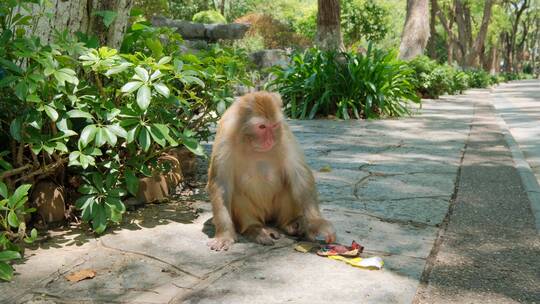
[207,141,237,250]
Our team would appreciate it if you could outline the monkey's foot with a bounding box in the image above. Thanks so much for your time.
[245,226,281,246]
[207,237,235,251]
[282,219,303,236]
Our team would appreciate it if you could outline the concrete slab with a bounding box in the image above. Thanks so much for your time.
[2,93,478,303]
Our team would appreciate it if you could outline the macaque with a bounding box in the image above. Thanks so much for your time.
[206,91,336,251]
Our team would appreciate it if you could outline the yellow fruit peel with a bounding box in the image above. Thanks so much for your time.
[328,255,384,270]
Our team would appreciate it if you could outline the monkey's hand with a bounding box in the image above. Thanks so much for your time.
[208,236,235,251]
[306,218,336,244]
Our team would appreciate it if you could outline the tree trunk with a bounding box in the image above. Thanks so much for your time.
[399,0,430,60]
[31,0,133,49]
[464,0,494,68]
[447,41,454,64]
[487,46,498,75]
[426,0,438,59]
[508,0,530,73]
[315,0,344,51]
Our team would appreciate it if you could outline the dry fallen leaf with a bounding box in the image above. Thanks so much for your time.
[65,269,96,282]
[319,165,332,172]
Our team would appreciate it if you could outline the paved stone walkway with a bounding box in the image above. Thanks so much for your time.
[491,80,540,230]
[414,91,540,303]
[1,84,538,303]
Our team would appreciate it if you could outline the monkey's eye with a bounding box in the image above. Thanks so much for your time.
[258,125,266,130]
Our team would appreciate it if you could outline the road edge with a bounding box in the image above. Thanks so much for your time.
[490,89,540,232]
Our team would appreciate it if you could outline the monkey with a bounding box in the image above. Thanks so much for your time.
[206,91,336,251]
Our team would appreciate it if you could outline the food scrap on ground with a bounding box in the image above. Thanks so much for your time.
[294,240,383,270]
[316,240,364,257]
[65,269,96,282]
[328,256,384,270]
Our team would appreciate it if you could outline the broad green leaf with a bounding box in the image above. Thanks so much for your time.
[105,109,121,121]
[0,251,21,262]
[54,69,79,86]
[67,109,94,119]
[92,173,104,192]
[134,67,149,82]
[8,184,31,208]
[136,85,151,110]
[150,70,162,81]
[0,58,22,74]
[158,56,172,65]
[0,182,8,199]
[0,261,14,281]
[104,62,132,76]
[138,127,151,152]
[91,204,107,234]
[120,81,143,93]
[181,135,205,156]
[106,124,127,138]
[14,81,28,101]
[26,94,41,103]
[31,228,37,239]
[145,38,163,58]
[126,126,139,144]
[125,170,139,196]
[153,82,170,97]
[94,127,106,147]
[102,127,117,146]
[182,75,205,88]
[43,105,59,122]
[79,184,98,195]
[76,195,95,221]
[153,123,177,146]
[148,125,166,147]
[55,142,68,153]
[79,124,97,147]
[42,143,55,155]
[7,211,19,228]
[10,118,22,142]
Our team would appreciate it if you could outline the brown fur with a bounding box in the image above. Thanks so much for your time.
[207,91,336,251]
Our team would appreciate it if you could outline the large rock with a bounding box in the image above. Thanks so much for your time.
[169,148,198,179]
[151,16,249,41]
[249,49,290,69]
[137,174,169,204]
[31,181,65,223]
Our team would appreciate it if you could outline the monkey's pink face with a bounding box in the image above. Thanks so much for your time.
[250,121,281,152]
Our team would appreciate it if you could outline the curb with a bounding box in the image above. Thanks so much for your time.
[490,92,540,233]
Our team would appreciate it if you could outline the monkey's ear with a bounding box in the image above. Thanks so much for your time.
[269,92,283,108]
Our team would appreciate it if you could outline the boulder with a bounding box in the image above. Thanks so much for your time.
[249,49,290,69]
[31,181,65,223]
[151,16,249,41]
[169,148,198,179]
[136,174,169,204]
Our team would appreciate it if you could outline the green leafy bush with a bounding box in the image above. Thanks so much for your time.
[0,2,251,237]
[192,10,227,24]
[407,56,479,98]
[341,1,389,45]
[465,69,493,88]
[269,46,420,119]
[500,72,534,82]
[0,182,37,281]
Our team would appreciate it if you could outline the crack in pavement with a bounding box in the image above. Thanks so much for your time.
[170,244,291,304]
[99,239,203,280]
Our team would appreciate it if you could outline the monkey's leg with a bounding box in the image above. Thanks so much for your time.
[244,225,281,246]
[233,194,281,246]
[275,190,304,237]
